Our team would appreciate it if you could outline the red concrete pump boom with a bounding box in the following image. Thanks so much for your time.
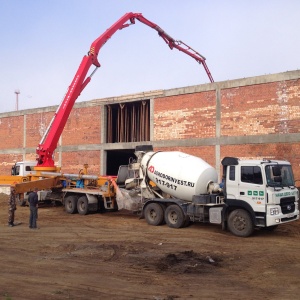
[36,12,214,168]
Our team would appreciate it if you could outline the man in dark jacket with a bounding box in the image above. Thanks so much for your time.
[28,188,39,229]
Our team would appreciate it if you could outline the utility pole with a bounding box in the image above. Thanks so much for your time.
[15,89,20,111]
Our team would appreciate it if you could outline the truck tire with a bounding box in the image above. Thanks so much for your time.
[227,209,254,237]
[144,203,164,226]
[77,196,89,215]
[64,195,78,214]
[164,204,185,229]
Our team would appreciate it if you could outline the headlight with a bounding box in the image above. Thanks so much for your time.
[270,207,280,215]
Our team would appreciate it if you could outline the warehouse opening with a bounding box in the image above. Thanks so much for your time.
[106,100,150,143]
[106,149,135,176]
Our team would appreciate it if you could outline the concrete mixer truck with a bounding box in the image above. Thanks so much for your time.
[116,145,299,237]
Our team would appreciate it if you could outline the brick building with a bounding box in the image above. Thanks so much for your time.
[1,70,300,182]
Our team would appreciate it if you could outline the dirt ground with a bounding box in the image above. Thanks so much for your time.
[0,193,299,300]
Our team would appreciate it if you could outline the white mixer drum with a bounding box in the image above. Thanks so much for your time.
[141,151,218,201]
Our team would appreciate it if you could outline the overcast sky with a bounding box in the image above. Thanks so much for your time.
[0,0,299,113]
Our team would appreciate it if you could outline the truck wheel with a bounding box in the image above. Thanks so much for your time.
[144,203,164,226]
[164,204,185,229]
[77,196,89,215]
[227,209,254,237]
[64,195,78,214]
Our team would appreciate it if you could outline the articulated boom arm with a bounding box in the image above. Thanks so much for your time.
[133,14,214,83]
[36,12,214,168]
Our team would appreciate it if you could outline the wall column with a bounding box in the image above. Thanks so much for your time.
[215,85,221,181]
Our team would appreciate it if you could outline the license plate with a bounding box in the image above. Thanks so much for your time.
[286,213,294,218]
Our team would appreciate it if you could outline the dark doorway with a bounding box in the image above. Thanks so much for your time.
[106,149,136,176]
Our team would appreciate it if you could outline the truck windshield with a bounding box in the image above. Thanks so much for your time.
[265,164,295,187]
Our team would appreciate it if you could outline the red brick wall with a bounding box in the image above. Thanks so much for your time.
[154,91,216,140]
[26,111,54,147]
[155,146,215,167]
[221,143,300,181]
[0,73,300,184]
[0,116,24,149]
[0,154,23,173]
[221,79,300,136]
[61,151,100,174]
[62,106,101,145]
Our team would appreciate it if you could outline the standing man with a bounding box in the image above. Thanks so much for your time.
[8,186,17,227]
[28,188,39,229]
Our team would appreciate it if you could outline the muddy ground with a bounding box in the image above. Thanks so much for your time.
[0,193,299,300]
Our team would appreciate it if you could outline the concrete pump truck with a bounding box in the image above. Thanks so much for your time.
[0,12,214,206]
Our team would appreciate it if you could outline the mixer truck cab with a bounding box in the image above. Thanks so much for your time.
[222,157,299,236]
[129,146,299,237]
